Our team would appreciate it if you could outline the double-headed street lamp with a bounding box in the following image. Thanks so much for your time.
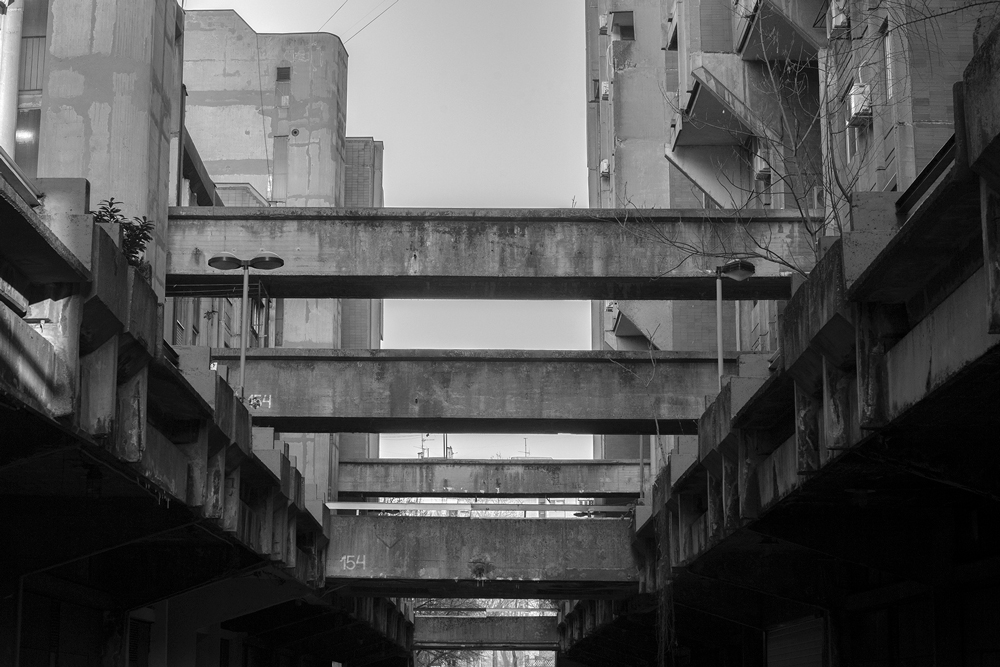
[716,258,755,391]
[208,251,284,398]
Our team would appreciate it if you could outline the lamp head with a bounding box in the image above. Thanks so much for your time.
[207,251,243,271]
[719,259,756,282]
[249,251,284,270]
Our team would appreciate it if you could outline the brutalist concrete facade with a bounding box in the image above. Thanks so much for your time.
[0,2,410,666]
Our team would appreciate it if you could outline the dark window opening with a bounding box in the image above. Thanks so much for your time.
[276,66,291,81]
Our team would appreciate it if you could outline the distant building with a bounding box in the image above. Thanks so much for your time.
[175,10,385,470]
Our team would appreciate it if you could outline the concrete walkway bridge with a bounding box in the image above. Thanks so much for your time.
[161,204,817,659]
[166,207,815,300]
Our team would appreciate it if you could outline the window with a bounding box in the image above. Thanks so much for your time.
[881,21,895,103]
[755,174,772,208]
[276,66,291,108]
[611,12,635,41]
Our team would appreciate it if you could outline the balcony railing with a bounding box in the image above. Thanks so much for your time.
[690,65,778,143]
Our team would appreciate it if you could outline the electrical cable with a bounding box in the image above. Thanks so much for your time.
[344,0,401,44]
[253,33,272,194]
[317,0,351,32]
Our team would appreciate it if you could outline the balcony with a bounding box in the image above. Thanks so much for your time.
[735,0,827,61]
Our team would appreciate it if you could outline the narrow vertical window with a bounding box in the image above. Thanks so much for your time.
[881,21,894,102]
[275,66,291,108]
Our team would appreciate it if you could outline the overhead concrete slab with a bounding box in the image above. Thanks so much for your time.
[337,459,646,497]
[213,349,737,434]
[325,515,638,599]
[413,616,559,650]
[167,207,814,299]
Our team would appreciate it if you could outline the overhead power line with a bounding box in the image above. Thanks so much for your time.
[344,0,401,44]
[317,0,351,32]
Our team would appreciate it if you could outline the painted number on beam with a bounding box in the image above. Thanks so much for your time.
[339,555,366,570]
[247,394,272,409]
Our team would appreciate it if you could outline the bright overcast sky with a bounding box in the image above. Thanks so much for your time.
[182,0,594,459]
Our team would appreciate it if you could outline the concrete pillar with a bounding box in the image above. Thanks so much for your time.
[177,425,210,511]
[115,367,148,462]
[0,1,23,155]
[79,335,119,437]
[27,288,83,420]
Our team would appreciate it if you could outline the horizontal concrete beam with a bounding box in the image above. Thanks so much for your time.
[337,459,647,497]
[214,349,736,434]
[413,616,558,650]
[327,502,632,513]
[167,207,814,299]
[325,515,638,598]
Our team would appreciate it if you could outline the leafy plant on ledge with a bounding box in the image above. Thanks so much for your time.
[93,198,155,274]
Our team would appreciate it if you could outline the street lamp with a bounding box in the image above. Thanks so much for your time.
[208,251,285,398]
[716,259,755,391]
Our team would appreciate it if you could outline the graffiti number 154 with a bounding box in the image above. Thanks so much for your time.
[340,555,366,570]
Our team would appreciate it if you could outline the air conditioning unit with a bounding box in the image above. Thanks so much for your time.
[601,80,611,100]
[598,14,609,34]
[848,83,872,126]
[828,0,849,37]
[599,159,610,177]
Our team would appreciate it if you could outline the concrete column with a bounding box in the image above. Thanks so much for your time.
[79,336,119,437]
[27,288,83,420]
[0,1,24,155]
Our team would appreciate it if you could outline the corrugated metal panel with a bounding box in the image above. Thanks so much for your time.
[18,37,46,91]
[767,617,825,667]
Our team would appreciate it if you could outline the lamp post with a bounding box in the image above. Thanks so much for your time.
[207,251,284,398]
[716,259,755,391]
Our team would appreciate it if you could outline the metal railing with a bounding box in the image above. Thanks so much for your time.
[691,65,779,143]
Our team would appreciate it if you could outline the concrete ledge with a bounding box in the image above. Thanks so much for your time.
[0,173,90,288]
[780,240,854,393]
[885,266,1000,421]
[699,376,767,464]
[81,227,129,354]
[140,425,191,502]
[0,306,73,417]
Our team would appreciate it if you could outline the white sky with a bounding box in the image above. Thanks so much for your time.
[182,0,594,459]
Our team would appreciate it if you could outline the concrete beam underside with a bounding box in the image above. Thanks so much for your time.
[166,207,814,299]
[337,459,647,497]
[214,349,737,434]
[325,515,639,599]
[413,616,559,650]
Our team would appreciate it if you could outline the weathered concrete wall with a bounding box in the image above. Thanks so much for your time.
[413,616,558,650]
[38,0,181,299]
[338,460,647,497]
[0,303,74,417]
[183,10,348,207]
[965,18,1000,192]
[213,349,737,434]
[326,515,638,598]
[884,266,1000,420]
[167,207,814,299]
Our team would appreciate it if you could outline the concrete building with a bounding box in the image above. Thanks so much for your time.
[172,10,384,472]
[585,0,737,471]
[0,2,408,666]
[5,1,1000,667]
